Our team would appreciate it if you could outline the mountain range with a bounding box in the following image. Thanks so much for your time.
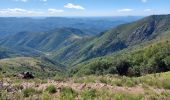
[0,16,141,37]
[0,15,170,77]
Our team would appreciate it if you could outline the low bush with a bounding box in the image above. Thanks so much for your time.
[22,88,36,97]
[41,92,52,100]
[59,87,77,100]
[81,89,96,100]
[45,85,57,94]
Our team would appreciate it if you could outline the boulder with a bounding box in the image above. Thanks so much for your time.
[18,72,34,79]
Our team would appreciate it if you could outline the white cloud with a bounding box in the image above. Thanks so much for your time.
[117,9,134,12]
[0,8,43,16]
[0,8,65,16]
[64,3,85,10]
[48,8,64,14]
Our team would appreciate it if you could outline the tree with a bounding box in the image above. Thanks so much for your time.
[116,60,130,76]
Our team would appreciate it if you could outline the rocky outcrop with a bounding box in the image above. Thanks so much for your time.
[127,20,156,44]
[17,72,34,79]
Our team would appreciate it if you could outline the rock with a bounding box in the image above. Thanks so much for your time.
[7,87,17,93]
[17,72,34,79]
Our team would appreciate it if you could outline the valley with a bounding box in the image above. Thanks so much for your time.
[0,15,170,99]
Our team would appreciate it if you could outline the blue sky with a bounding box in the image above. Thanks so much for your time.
[0,0,169,16]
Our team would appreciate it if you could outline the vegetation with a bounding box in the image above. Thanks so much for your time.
[0,15,170,99]
[45,85,57,94]
[53,15,170,65]
[22,88,36,97]
[0,72,170,99]
[81,89,96,100]
[58,87,77,100]
[72,72,170,89]
[71,39,170,76]
[0,57,64,78]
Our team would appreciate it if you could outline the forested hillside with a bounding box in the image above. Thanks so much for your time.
[53,15,170,65]
[70,37,170,76]
[0,28,87,51]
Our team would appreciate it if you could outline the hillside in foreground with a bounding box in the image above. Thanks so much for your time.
[0,71,170,99]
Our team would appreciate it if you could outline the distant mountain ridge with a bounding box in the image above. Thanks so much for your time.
[0,16,141,36]
[0,27,87,51]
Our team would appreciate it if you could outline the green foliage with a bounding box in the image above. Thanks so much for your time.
[72,39,170,76]
[41,92,52,100]
[22,88,36,97]
[139,72,170,89]
[45,85,57,94]
[0,57,64,78]
[59,87,77,100]
[52,15,170,66]
[113,92,144,100]
[53,73,68,81]
[81,89,96,100]
[162,79,170,89]
[115,59,131,76]
[163,56,170,70]
[72,72,170,89]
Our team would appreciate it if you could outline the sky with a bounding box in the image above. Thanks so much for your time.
[0,0,169,17]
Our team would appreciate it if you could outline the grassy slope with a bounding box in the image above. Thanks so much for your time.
[0,57,64,78]
[0,47,21,59]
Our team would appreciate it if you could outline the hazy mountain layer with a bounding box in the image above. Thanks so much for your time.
[0,16,141,36]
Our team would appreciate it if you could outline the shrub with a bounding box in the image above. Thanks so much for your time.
[41,92,52,100]
[22,88,36,97]
[59,87,77,100]
[45,85,57,94]
[163,56,170,70]
[99,78,108,84]
[162,80,170,89]
[81,89,96,100]
[116,60,131,76]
